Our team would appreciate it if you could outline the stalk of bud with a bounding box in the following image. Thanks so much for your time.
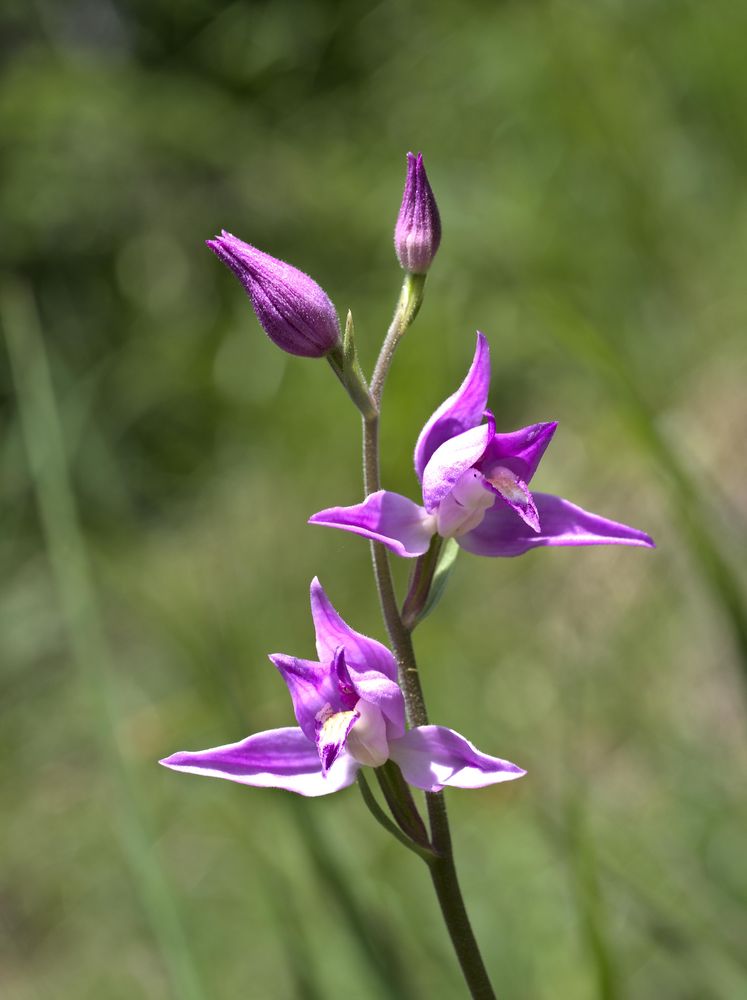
[394,152,441,274]
[207,231,341,358]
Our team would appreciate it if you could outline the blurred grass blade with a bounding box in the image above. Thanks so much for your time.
[258,862,326,1000]
[565,796,621,1000]
[534,296,747,697]
[1,277,206,1000]
[288,800,417,1000]
[537,798,747,994]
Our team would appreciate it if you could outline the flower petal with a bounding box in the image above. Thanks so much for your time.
[348,671,406,740]
[268,654,350,742]
[309,578,397,682]
[309,491,435,558]
[421,422,493,513]
[414,332,491,480]
[389,726,525,792]
[479,421,558,484]
[346,698,390,767]
[435,469,496,538]
[458,492,656,557]
[330,643,406,742]
[160,727,359,797]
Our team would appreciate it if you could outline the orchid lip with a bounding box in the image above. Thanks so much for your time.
[316,706,359,775]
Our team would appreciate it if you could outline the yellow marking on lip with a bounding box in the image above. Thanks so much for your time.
[318,710,357,747]
[487,467,527,505]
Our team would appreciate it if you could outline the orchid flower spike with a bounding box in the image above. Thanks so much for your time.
[207,231,341,358]
[161,578,524,797]
[394,152,442,274]
[310,332,655,558]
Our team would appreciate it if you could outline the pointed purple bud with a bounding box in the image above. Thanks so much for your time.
[206,231,341,358]
[394,152,442,274]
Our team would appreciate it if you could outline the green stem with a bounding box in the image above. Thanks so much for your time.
[357,772,435,862]
[370,272,425,408]
[362,276,497,999]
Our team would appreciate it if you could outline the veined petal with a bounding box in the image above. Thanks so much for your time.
[160,727,359,797]
[421,423,493,513]
[329,644,405,743]
[268,654,350,742]
[310,577,397,682]
[458,492,656,557]
[348,672,406,740]
[389,726,525,792]
[414,332,491,480]
[480,421,557,485]
[309,491,435,558]
[484,467,540,533]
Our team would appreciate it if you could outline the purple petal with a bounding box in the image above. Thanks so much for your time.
[479,421,558,484]
[414,332,491,480]
[421,422,493,513]
[268,654,351,742]
[309,491,435,558]
[389,726,525,792]
[160,727,359,797]
[349,673,406,740]
[330,641,405,741]
[458,492,656,557]
[310,577,397,682]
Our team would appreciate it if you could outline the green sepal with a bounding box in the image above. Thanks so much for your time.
[327,310,377,419]
[418,537,460,623]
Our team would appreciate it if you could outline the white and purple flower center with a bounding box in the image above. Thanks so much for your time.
[435,462,541,540]
[316,698,390,773]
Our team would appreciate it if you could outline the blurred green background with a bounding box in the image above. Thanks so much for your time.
[2,1,746,997]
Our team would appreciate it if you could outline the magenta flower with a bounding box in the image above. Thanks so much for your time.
[394,152,442,274]
[309,333,655,558]
[161,578,524,797]
[206,231,341,358]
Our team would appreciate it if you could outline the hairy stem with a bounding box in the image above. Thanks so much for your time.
[370,272,425,408]
[361,276,497,999]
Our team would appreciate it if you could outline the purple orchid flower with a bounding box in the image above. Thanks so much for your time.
[206,231,341,358]
[309,333,655,558]
[394,152,442,274]
[161,578,524,797]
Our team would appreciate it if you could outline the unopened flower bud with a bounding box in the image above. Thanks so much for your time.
[206,231,341,358]
[394,152,441,274]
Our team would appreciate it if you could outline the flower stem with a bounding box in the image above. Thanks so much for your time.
[361,277,497,999]
[370,272,425,408]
